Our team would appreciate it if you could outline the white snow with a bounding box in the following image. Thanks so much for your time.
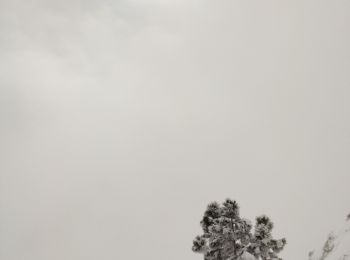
[239,251,258,260]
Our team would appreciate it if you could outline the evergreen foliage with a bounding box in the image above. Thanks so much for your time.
[192,199,286,260]
[320,233,335,260]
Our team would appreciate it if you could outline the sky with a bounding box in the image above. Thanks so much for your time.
[1,1,350,260]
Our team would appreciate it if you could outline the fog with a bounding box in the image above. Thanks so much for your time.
[1,1,350,260]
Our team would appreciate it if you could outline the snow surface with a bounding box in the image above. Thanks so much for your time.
[239,252,257,260]
[309,217,350,260]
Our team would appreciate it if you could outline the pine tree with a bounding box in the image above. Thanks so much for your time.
[192,199,286,260]
[320,233,335,260]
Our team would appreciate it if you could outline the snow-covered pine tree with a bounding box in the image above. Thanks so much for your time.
[192,199,286,260]
[319,233,335,260]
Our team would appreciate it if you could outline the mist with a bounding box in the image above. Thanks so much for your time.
[1,1,350,260]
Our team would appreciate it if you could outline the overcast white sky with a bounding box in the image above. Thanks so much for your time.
[1,1,350,260]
